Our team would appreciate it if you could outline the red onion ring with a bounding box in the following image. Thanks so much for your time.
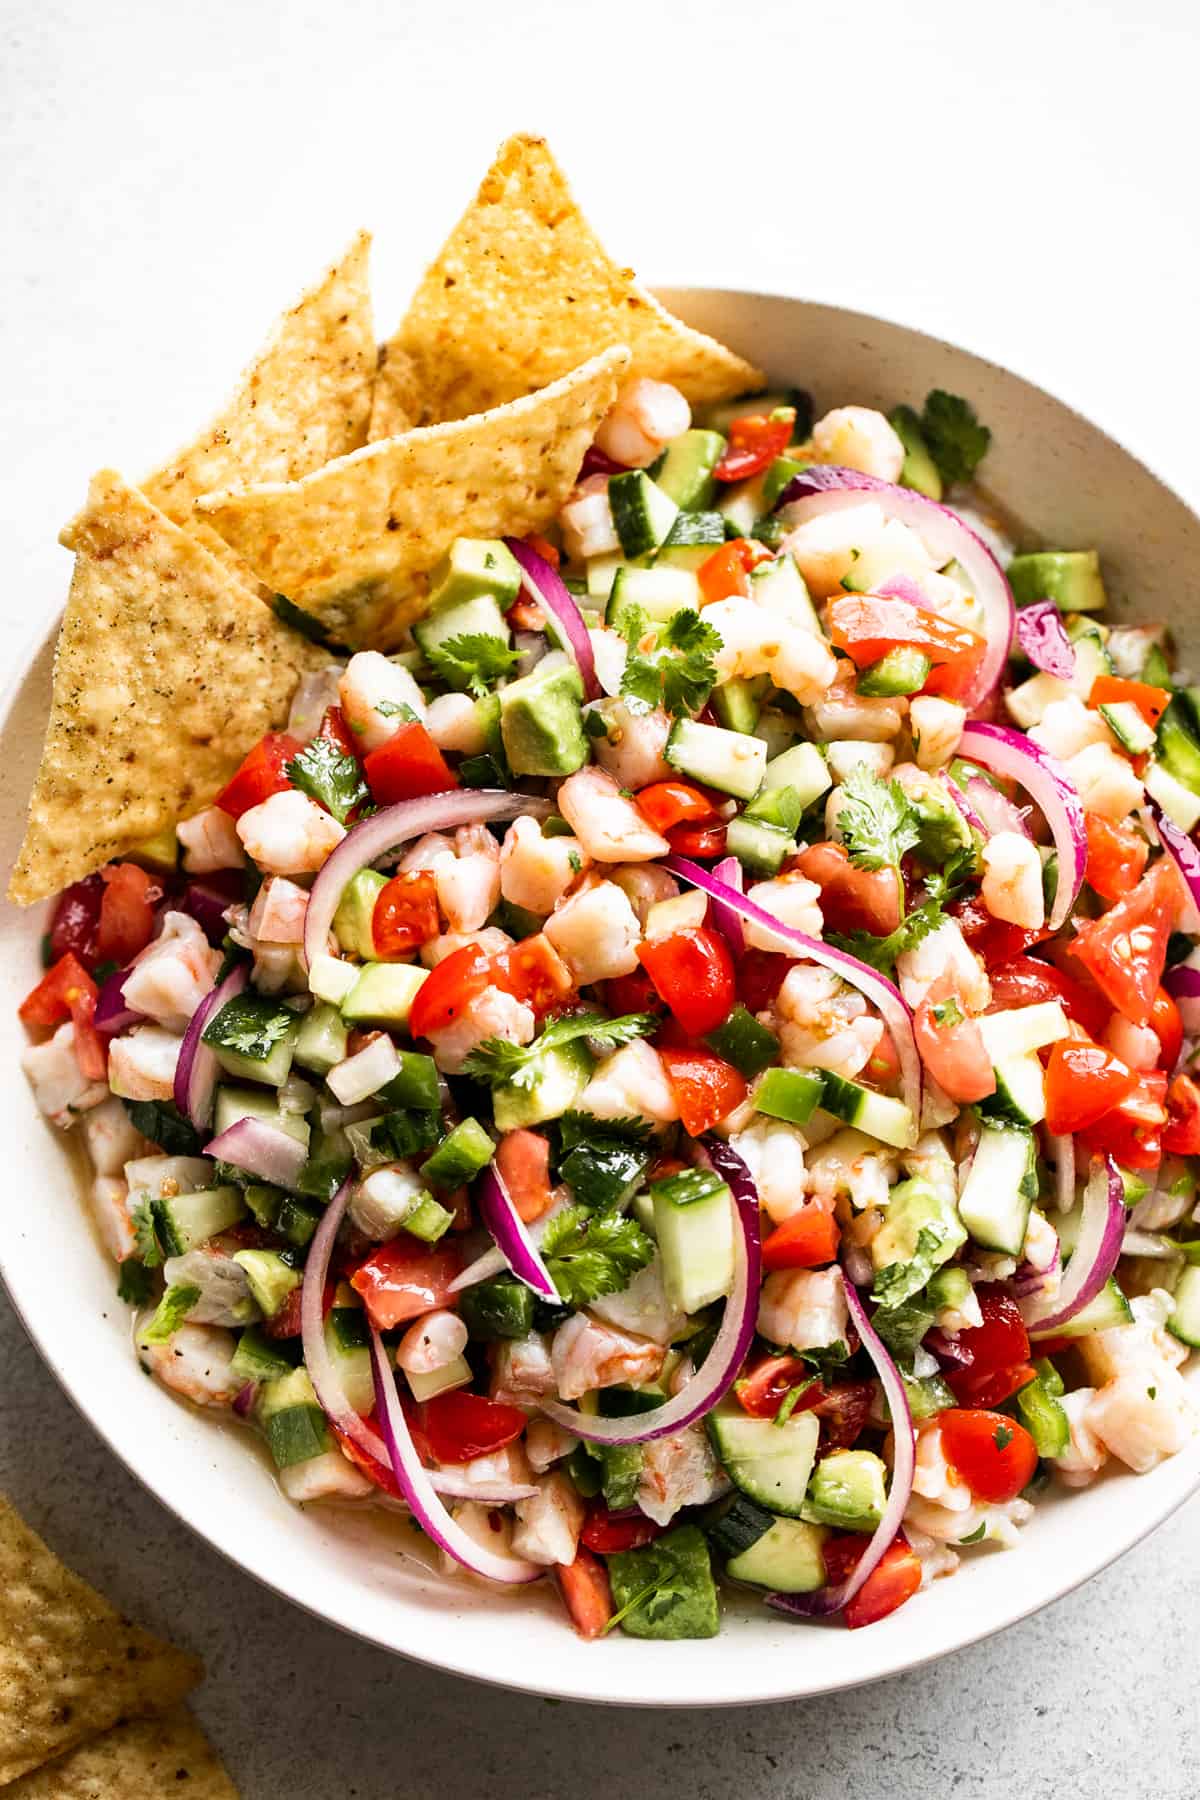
[709,855,745,957]
[775,466,1014,709]
[1163,962,1200,1034]
[1049,1130,1075,1216]
[369,1329,543,1584]
[540,1136,762,1445]
[1015,601,1076,681]
[965,774,1032,841]
[1024,1155,1125,1334]
[233,1380,258,1418]
[506,536,600,701]
[93,966,146,1039]
[205,1114,307,1188]
[958,722,1086,930]
[768,1274,915,1620]
[942,773,985,835]
[476,1161,559,1302]
[174,961,249,1130]
[1146,799,1200,935]
[303,790,551,973]
[665,854,921,1139]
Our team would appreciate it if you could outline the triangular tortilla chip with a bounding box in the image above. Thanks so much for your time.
[372,135,762,431]
[143,230,375,587]
[0,1497,203,1786]
[367,342,424,441]
[9,473,328,904]
[197,345,629,650]
[3,1707,238,1799]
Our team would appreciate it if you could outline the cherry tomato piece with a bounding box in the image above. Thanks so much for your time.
[738,949,791,1012]
[657,1046,747,1135]
[421,1391,526,1464]
[556,1548,613,1639]
[372,870,440,957]
[1084,812,1149,903]
[1087,674,1171,728]
[1150,985,1183,1071]
[985,956,1111,1040]
[97,863,159,965]
[792,842,902,936]
[350,1240,462,1329]
[939,1409,1038,1504]
[48,874,104,969]
[580,1503,664,1554]
[19,951,98,1028]
[713,412,795,484]
[1163,1071,1200,1154]
[1044,1038,1137,1134]
[665,822,728,859]
[215,732,303,818]
[761,1206,841,1271]
[827,595,986,671]
[1070,858,1183,1026]
[638,927,735,1037]
[1077,1070,1169,1170]
[363,722,458,805]
[495,1129,555,1224]
[635,780,720,834]
[821,1535,923,1630]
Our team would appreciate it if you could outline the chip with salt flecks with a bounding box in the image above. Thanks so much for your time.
[2,1707,239,1799]
[196,345,628,650]
[369,134,762,432]
[142,230,375,589]
[8,471,328,904]
[0,1497,203,1787]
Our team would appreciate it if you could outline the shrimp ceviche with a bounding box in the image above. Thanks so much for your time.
[11,137,1200,1645]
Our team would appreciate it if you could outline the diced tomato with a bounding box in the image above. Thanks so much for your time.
[1077,1070,1168,1170]
[1163,1072,1200,1154]
[821,1535,923,1630]
[985,956,1111,1040]
[658,1046,747,1135]
[1150,985,1183,1071]
[792,842,901,936]
[408,934,574,1040]
[1087,674,1171,729]
[735,1354,813,1418]
[1070,857,1183,1026]
[331,1422,403,1500]
[580,1503,664,1554]
[948,1361,1037,1409]
[733,1360,872,1448]
[638,927,735,1037]
[363,721,458,805]
[697,537,770,606]
[408,944,489,1039]
[944,1286,1033,1406]
[737,949,791,1012]
[1084,812,1149,903]
[19,951,98,1030]
[508,598,546,632]
[808,1381,875,1451]
[762,1206,840,1271]
[522,532,560,569]
[557,1548,613,1640]
[939,1409,1038,1503]
[1044,1037,1137,1134]
[828,594,986,673]
[215,732,303,818]
[665,822,728,860]
[350,1240,462,1329]
[495,1129,555,1224]
[372,870,440,957]
[421,1391,526,1464]
[95,863,158,965]
[913,992,995,1104]
[492,934,576,1017]
[318,704,360,759]
[262,1285,305,1339]
[635,779,721,834]
[713,411,795,484]
[604,968,664,1016]
[952,897,1052,968]
[48,874,104,970]
[862,1027,902,1090]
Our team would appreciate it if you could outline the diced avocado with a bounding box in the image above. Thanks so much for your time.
[426,537,522,612]
[711,675,768,735]
[704,1005,779,1079]
[230,1325,295,1387]
[1157,697,1200,796]
[872,1176,966,1280]
[607,1525,719,1639]
[804,1448,888,1531]
[652,428,726,510]
[459,1273,536,1341]
[202,994,299,1088]
[308,953,359,1007]
[293,1001,350,1076]
[491,1039,593,1131]
[905,771,975,863]
[754,1066,824,1126]
[127,824,179,874]
[499,654,588,778]
[858,646,932,697]
[332,868,387,960]
[608,470,679,559]
[259,1367,332,1470]
[653,1174,735,1314]
[340,962,428,1028]
[927,1265,973,1313]
[212,1086,310,1149]
[150,1185,246,1257]
[421,1117,495,1189]
[888,405,944,501]
[1008,550,1106,614]
[233,1248,301,1317]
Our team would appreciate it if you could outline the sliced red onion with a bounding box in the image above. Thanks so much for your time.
[174,961,249,1130]
[923,1327,972,1368]
[775,466,1014,709]
[205,1113,307,1188]
[875,573,929,608]
[966,774,1032,841]
[1164,962,1200,1034]
[446,1243,510,1296]
[303,790,551,972]
[1025,1155,1125,1334]
[369,1330,542,1584]
[180,872,244,943]
[665,855,921,1139]
[476,1162,559,1303]
[942,773,984,835]
[958,722,1085,931]
[1049,1131,1075,1215]
[233,1380,258,1418]
[768,1274,915,1620]
[506,536,599,701]
[541,1136,762,1445]
[1146,799,1200,935]
[580,446,630,479]
[1015,601,1076,681]
[93,967,145,1039]
[709,855,745,956]
[1011,1235,1062,1299]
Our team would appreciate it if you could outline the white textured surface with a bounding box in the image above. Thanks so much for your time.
[2,0,1198,1791]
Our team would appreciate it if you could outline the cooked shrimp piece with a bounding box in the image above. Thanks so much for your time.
[396,1309,469,1375]
[774,963,883,1079]
[89,1176,135,1262]
[425,986,536,1075]
[421,927,513,969]
[23,1022,108,1124]
[783,501,887,599]
[81,1093,149,1176]
[981,833,1045,930]
[594,378,691,468]
[910,1421,972,1509]
[177,806,244,874]
[557,767,670,863]
[638,1425,730,1526]
[163,1247,259,1327]
[590,1256,686,1345]
[248,877,309,946]
[560,474,621,560]
[512,1472,586,1566]
[122,911,221,1031]
[1104,1014,1160,1072]
[757,1268,848,1352]
[490,1331,557,1409]
[729,1117,809,1224]
[287,666,344,742]
[804,1127,895,1212]
[578,1039,680,1125]
[810,405,905,481]
[424,691,487,755]
[1067,742,1144,822]
[500,816,588,916]
[280,1449,375,1502]
[896,918,991,1013]
[1085,1366,1198,1473]
[525,1417,579,1473]
[338,650,426,751]
[1053,1389,1109,1487]
[138,1322,240,1408]
[590,702,673,790]
[550,1313,665,1401]
[433,827,501,934]
[703,596,838,707]
[742,872,824,954]
[236,789,345,876]
[609,862,680,926]
[543,880,642,985]
[910,697,966,771]
[107,1025,181,1104]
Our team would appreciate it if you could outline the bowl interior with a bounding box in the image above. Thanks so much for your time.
[1,289,1198,1707]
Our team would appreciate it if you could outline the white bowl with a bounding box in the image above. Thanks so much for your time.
[2,288,1198,1708]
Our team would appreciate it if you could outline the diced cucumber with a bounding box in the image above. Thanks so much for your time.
[1157,697,1200,796]
[341,962,427,1028]
[716,474,766,538]
[324,1305,374,1414]
[403,1195,454,1243]
[711,675,768,735]
[1008,550,1106,614]
[761,741,832,811]
[293,1001,350,1076]
[378,1050,442,1112]
[818,1071,916,1149]
[150,1184,245,1257]
[804,1448,888,1531]
[1100,700,1156,756]
[1033,1276,1132,1339]
[725,813,794,877]
[653,1177,735,1314]
[230,1325,295,1387]
[259,1368,332,1470]
[754,1066,824,1126]
[459,1273,536,1341]
[979,1052,1046,1126]
[202,995,299,1088]
[406,1353,474,1402]
[888,405,943,501]
[274,1192,323,1247]
[425,537,522,612]
[978,1002,1069,1063]
[605,564,701,632]
[726,1514,828,1593]
[958,1122,1037,1256]
[1144,759,1200,833]
[665,718,767,799]
[761,456,811,510]
[491,1040,592,1132]
[609,471,678,559]
[1167,1263,1200,1348]
[652,429,726,510]
[702,390,808,435]
[750,553,823,637]
[706,1406,819,1517]
[704,1006,779,1078]
[421,1117,495,1189]
[413,592,512,687]
[585,552,626,601]
[212,1086,311,1149]
[655,510,726,571]
[858,646,931,697]
[1065,627,1113,698]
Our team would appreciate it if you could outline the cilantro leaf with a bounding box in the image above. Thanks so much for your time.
[619,607,720,718]
[128,1197,162,1268]
[920,390,991,487]
[558,1111,655,1152]
[541,1205,655,1307]
[139,1282,200,1345]
[872,1224,952,1311]
[871,1295,936,1370]
[123,1097,203,1156]
[993,1422,1014,1451]
[462,1012,658,1090]
[202,994,296,1061]
[285,736,368,826]
[922,843,977,905]
[836,765,921,873]
[426,632,522,698]
[117,1259,155,1306]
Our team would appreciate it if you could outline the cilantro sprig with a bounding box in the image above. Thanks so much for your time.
[836,765,921,873]
[619,606,720,718]
[920,390,991,487]
[285,736,369,826]
[540,1204,655,1308]
[462,1012,657,1090]
[426,632,522,698]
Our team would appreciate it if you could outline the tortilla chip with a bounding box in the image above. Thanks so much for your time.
[372,134,762,430]
[9,472,328,904]
[0,1498,203,1787]
[367,342,424,440]
[196,345,628,649]
[143,230,375,587]
[3,1707,238,1799]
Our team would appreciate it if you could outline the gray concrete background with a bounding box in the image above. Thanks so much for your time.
[1,1285,1195,1798]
